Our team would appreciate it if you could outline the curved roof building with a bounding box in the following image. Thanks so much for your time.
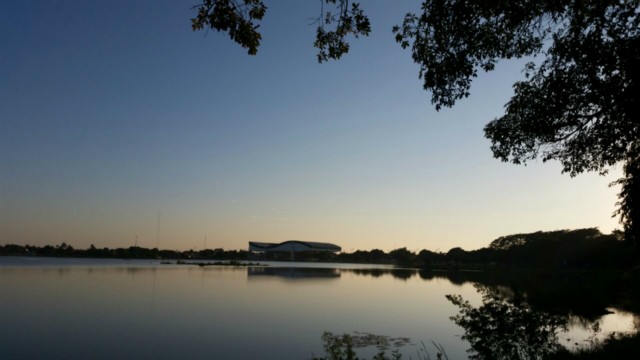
[248,241,341,253]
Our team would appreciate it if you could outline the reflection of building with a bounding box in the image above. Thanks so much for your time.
[247,267,340,280]
[248,241,341,261]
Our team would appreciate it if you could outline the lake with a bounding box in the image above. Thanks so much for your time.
[0,257,637,359]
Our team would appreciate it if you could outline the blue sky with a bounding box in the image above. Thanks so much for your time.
[1,1,621,251]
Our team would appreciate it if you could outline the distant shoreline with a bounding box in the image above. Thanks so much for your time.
[2,228,638,272]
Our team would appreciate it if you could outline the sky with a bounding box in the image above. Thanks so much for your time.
[0,0,622,252]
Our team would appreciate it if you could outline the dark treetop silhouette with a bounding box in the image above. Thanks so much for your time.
[191,0,640,247]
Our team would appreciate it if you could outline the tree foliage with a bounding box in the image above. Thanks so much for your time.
[393,0,639,245]
[191,0,370,61]
[480,1,639,176]
[612,144,640,245]
[392,1,556,110]
[0,243,249,260]
[313,1,371,63]
[191,0,267,55]
[488,228,602,251]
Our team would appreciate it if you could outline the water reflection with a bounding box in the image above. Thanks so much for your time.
[418,269,640,320]
[1,258,638,359]
[345,268,417,281]
[248,267,340,280]
[246,267,420,281]
[444,279,639,358]
[447,284,568,359]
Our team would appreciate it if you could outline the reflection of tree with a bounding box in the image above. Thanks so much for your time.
[417,269,634,319]
[348,268,386,278]
[344,268,417,280]
[389,269,415,281]
[447,285,567,360]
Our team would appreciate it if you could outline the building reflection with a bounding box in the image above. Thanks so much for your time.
[246,266,423,282]
[247,267,340,280]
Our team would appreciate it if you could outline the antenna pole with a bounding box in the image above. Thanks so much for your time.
[156,211,161,249]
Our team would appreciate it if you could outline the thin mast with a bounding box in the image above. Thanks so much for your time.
[156,211,161,249]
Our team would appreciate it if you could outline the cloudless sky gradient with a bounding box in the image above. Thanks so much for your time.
[1,0,622,252]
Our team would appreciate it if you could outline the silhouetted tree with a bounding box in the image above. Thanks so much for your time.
[388,247,416,264]
[417,249,443,267]
[397,2,638,246]
[446,247,467,267]
[486,228,631,269]
[192,0,640,246]
[192,0,371,62]
[368,249,388,263]
[612,144,640,247]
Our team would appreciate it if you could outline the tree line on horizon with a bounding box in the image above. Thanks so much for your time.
[0,243,249,261]
[1,228,636,270]
[338,228,634,269]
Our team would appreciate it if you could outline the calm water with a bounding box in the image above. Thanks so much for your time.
[0,257,637,359]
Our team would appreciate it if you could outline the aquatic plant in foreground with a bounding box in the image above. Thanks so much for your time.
[311,332,449,360]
